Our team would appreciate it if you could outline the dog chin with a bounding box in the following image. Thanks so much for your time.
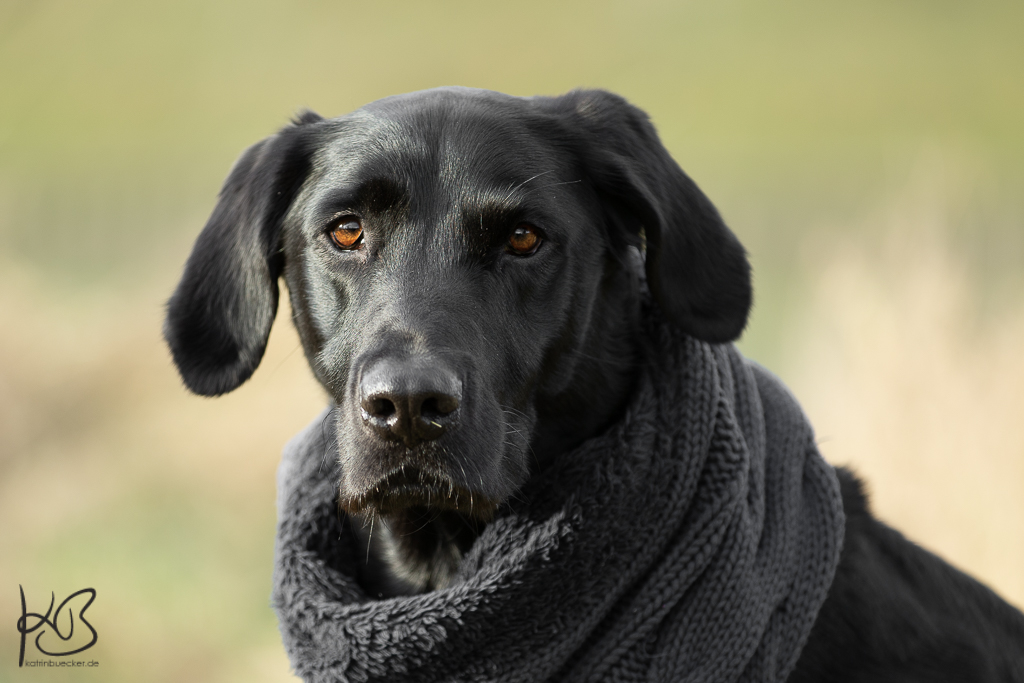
[339,466,499,521]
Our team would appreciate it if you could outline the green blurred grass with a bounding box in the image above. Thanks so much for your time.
[1,1,1022,681]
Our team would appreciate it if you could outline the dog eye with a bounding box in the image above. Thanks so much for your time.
[328,217,364,250]
[506,223,542,256]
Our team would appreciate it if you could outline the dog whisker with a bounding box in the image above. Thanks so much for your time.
[529,179,583,192]
[502,169,554,202]
[365,510,376,565]
[318,406,338,475]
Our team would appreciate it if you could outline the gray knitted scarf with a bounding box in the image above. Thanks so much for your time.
[272,316,845,683]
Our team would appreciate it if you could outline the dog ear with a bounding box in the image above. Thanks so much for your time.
[164,111,324,396]
[538,90,752,343]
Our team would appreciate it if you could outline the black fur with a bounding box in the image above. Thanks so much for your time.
[165,87,1024,680]
[164,112,325,396]
[790,468,1024,682]
[533,90,751,342]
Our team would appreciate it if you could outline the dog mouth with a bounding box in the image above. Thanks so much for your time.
[339,465,499,520]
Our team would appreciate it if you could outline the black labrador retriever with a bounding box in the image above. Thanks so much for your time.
[165,87,1024,681]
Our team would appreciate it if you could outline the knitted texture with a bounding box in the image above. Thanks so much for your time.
[272,314,845,683]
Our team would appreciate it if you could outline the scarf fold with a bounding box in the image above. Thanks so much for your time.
[272,314,844,683]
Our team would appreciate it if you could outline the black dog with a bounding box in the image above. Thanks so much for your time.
[165,88,1024,681]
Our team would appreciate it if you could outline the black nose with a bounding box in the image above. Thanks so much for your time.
[359,358,462,448]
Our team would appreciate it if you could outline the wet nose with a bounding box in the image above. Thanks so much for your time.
[359,358,462,448]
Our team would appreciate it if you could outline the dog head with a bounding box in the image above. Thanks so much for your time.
[164,87,751,522]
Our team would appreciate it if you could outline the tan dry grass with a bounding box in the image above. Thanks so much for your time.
[0,264,320,681]
[784,187,1024,609]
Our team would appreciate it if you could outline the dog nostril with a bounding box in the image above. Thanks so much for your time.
[421,395,459,419]
[368,397,396,419]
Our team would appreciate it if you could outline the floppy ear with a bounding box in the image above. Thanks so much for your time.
[538,90,752,343]
[164,111,324,396]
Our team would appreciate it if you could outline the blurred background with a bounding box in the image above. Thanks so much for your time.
[1,0,1021,680]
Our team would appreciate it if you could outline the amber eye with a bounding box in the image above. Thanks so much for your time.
[507,223,542,255]
[328,217,363,250]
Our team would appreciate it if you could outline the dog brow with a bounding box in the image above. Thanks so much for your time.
[502,170,555,203]
[313,177,409,221]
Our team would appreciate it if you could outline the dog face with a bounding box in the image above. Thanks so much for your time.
[164,87,751,525]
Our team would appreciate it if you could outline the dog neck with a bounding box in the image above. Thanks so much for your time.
[354,509,484,597]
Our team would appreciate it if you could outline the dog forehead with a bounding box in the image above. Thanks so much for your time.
[317,89,565,195]
[359,86,535,140]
